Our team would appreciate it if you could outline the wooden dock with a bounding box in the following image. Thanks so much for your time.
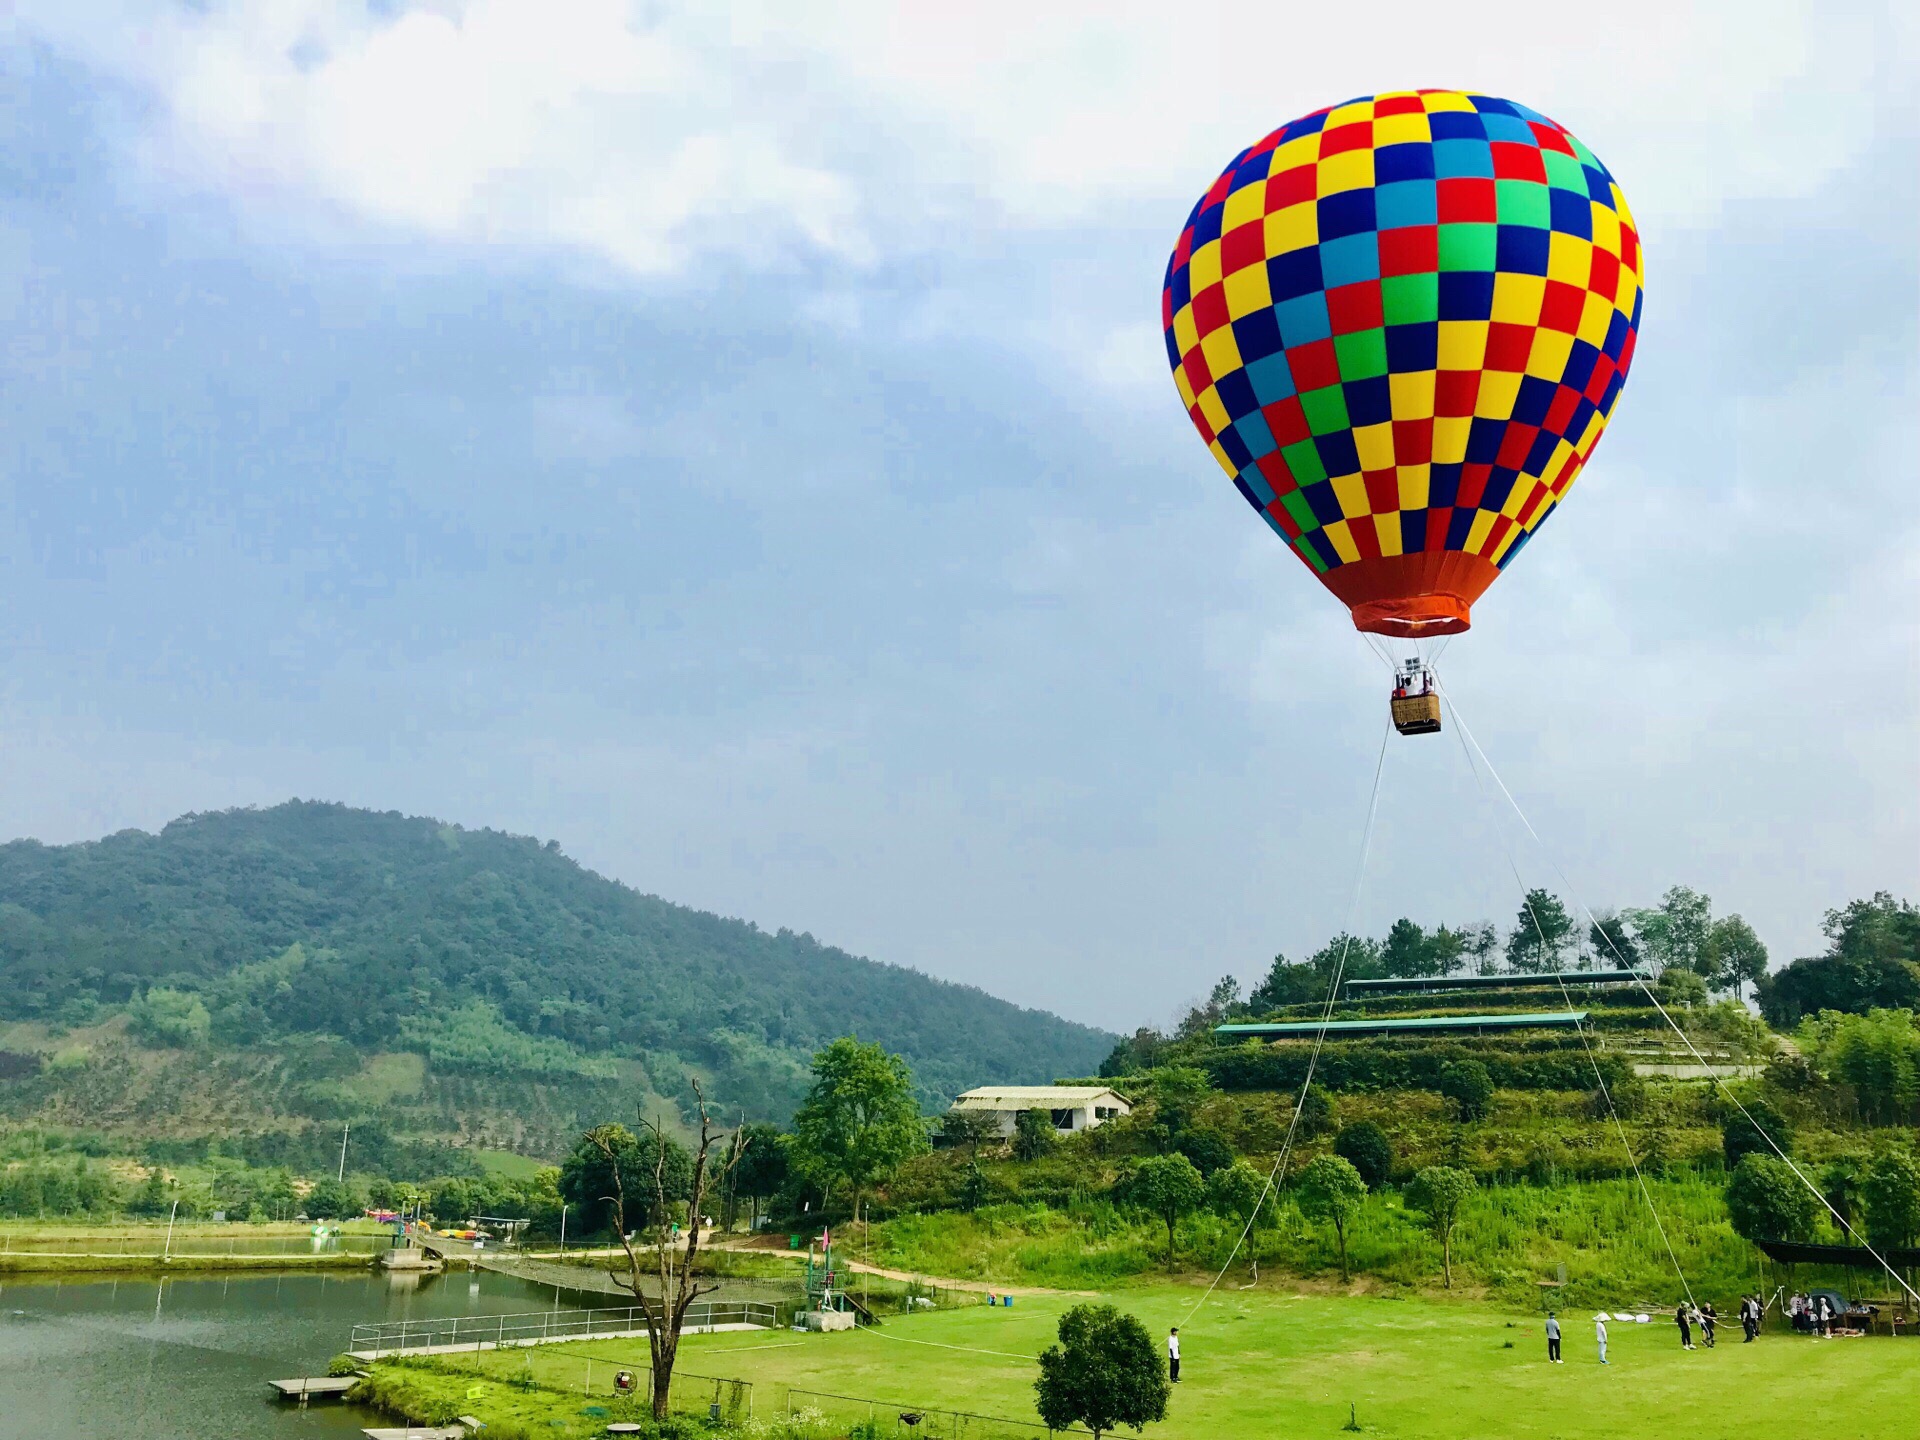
[269,1376,357,1401]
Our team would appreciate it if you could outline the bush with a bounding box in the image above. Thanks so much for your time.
[1334,1122,1394,1190]
[1438,1060,1495,1121]
[1721,1097,1793,1170]
[1202,1039,1625,1094]
[1174,1126,1234,1177]
[1297,1088,1335,1138]
[327,1354,361,1378]
[1724,1153,1819,1243]
[1012,1110,1058,1162]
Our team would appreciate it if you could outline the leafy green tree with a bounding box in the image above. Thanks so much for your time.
[1505,890,1575,973]
[1175,976,1243,1039]
[1761,895,1920,1026]
[1380,918,1435,979]
[1707,915,1769,999]
[1246,956,1325,1013]
[559,1124,692,1235]
[959,1159,988,1213]
[125,1171,175,1218]
[128,988,212,1047]
[1034,1303,1171,1440]
[1721,1097,1794,1170]
[1206,1160,1267,1228]
[1012,1109,1058,1161]
[1296,1087,1335,1139]
[305,1177,363,1219]
[1587,911,1641,967]
[1724,1153,1819,1242]
[789,1037,927,1227]
[1308,933,1384,983]
[1099,1027,1169,1077]
[940,1107,1001,1155]
[1657,966,1709,1008]
[1146,1067,1211,1134]
[1128,1153,1206,1272]
[1799,1009,1920,1124]
[1821,1154,1867,1230]
[730,1123,788,1230]
[1438,1060,1495,1122]
[1460,921,1501,975]
[1333,1121,1394,1191]
[1296,1154,1366,1281]
[1406,1166,1476,1287]
[1861,1148,1920,1250]
[1174,1126,1234,1177]
[1628,886,1715,977]
[1427,925,1468,976]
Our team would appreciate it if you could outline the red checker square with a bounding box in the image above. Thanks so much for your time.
[1484,321,1535,372]
[1266,164,1317,210]
[1393,416,1433,464]
[1320,121,1374,156]
[1263,396,1311,447]
[1516,485,1548,526]
[1221,222,1266,275]
[1539,280,1585,334]
[1190,281,1230,337]
[1588,247,1620,302]
[1256,450,1298,496]
[1187,401,1215,445]
[1435,368,1480,416]
[1378,225,1439,277]
[1183,348,1213,396]
[1457,463,1492,509]
[1376,95,1424,117]
[1266,498,1303,539]
[1437,177,1497,223]
[1351,516,1382,560]
[1530,122,1575,157]
[1286,337,1342,394]
[1620,225,1641,271]
[1486,514,1515,551]
[1173,228,1194,268]
[1544,385,1582,435]
[1496,421,1539,469]
[1204,174,1232,208]
[1249,127,1285,158]
[1552,455,1586,495]
[1326,280,1384,335]
[1583,353,1616,403]
[1490,141,1547,183]
[1161,288,1175,328]
[1617,328,1638,377]
[1363,469,1399,514]
[1424,507,1453,551]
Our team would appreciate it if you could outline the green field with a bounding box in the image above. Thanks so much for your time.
[387,1284,1917,1440]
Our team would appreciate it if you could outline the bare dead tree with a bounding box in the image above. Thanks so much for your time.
[588,1081,742,1421]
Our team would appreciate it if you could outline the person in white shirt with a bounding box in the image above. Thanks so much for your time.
[1594,1313,1608,1364]
[1167,1326,1181,1382]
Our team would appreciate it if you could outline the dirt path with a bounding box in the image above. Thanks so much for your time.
[706,1233,1089,1297]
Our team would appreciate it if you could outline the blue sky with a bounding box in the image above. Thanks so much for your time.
[3,2,1915,1030]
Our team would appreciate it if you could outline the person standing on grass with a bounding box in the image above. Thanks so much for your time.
[1700,1301,1716,1347]
[1676,1303,1693,1350]
[1545,1312,1562,1363]
[1167,1326,1180,1383]
[1594,1313,1608,1365]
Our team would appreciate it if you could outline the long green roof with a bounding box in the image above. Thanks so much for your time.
[1342,971,1646,995]
[1215,1011,1590,1039]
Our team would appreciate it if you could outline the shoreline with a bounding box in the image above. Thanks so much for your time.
[0,1250,377,1277]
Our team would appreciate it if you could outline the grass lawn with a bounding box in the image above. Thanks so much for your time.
[423,1285,1918,1440]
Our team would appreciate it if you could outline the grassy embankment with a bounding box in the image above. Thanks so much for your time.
[0,1217,387,1274]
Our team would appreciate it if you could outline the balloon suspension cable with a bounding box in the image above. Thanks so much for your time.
[1434,675,1920,1307]
[1180,718,1394,1329]
[1437,676,1696,1310]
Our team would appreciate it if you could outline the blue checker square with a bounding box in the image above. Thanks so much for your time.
[1192,203,1224,247]
[1385,321,1439,372]
[1630,287,1644,328]
[1428,110,1487,142]
[1275,292,1333,346]
[1429,462,1462,508]
[1218,426,1252,470]
[1600,370,1625,411]
[1445,507,1477,548]
[1214,369,1259,421]
[1318,188,1378,240]
[1232,470,1270,509]
[1583,165,1613,203]
[1468,94,1517,116]
[1375,142,1436,183]
[1163,328,1181,370]
[1432,138,1494,178]
[1232,309,1285,363]
[1231,158,1267,193]
[1602,309,1630,360]
[1499,525,1535,567]
[1268,248,1325,302]
[1319,232,1380,288]
[1244,352,1297,405]
[1513,374,1557,425]
[1562,338,1601,391]
[1314,428,1363,478]
[1509,100,1549,123]
[1525,428,1561,472]
[1292,110,1331,135]
[1569,395,1598,439]
[1465,416,1506,465]
[1344,375,1393,427]
[1375,178,1438,229]
[1304,480,1346,526]
[1399,511,1426,554]
[1495,224,1550,275]
[1168,264,1192,312]
[1234,410,1278,459]
[1481,469,1518,512]
[1438,270,1495,321]
[1479,111,1538,145]
[1548,187,1593,238]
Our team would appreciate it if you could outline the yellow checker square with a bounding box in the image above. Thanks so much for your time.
[1396,464,1431,511]
[1173,304,1200,356]
[1432,414,1473,466]
[1610,184,1636,230]
[1206,437,1236,477]
[1331,472,1371,521]
[1317,149,1374,196]
[1421,91,1476,113]
[1326,99,1376,128]
[1473,369,1524,419]
[1614,268,1640,319]
[1463,508,1497,554]
[1264,201,1318,255]
[1222,263,1272,319]
[1269,134,1321,172]
[1489,522,1525,564]
[1199,325,1243,381]
[1197,384,1231,434]
[1524,327,1575,380]
[1373,513,1404,557]
[1543,437,1577,488]
[1323,518,1362,564]
[1173,364,1196,409]
[1490,273,1545,326]
[1436,320,1489,372]
[1187,238,1224,291]
[1547,232,1593,287]
[1373,112,1432,146]
[1352,421,1395,472]
[1589,203,1621,256]
[1501,474,1539,519]
[1389,369,1437,420]
[1573,408,1607,453]
[1575,291,1613,347]
[1221,183,1267,237]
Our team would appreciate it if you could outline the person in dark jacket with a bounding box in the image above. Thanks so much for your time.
[1676,1304,1694,1350]
[1545,1312,1562,1363]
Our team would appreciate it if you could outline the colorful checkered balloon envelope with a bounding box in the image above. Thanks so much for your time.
[1164,90,1642,636]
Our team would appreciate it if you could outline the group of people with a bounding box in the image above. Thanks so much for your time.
[1787,1291,1839,1335]
[1547,1294,1776,1365]
[1674,1300,1717,1349]
[1542,1311,1610,1364]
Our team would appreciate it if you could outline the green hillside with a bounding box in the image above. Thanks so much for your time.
[0,802,1112,1154]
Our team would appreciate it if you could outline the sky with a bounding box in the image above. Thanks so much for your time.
[2,2,1916,1033]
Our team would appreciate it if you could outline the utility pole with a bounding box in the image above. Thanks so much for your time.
[559,1203,569,1254]
[337,1122,351,1183]
[163,1199,179,1261]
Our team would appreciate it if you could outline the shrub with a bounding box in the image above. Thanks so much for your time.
[1012,1110,1058,1161]
[1173,1126,1234,1177]
[1724,1154,1819,1243]
[1721,1097,1793,1170]
[1438,1060,1495,1121]
[1861,1148,1920,1249]
[1334,1122,1394,1190]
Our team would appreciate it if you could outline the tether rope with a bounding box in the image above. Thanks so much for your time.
[1437,676,1920,1306]
[1179,716,1394,1327]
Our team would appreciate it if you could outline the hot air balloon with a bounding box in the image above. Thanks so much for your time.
[1163,89,1642,732]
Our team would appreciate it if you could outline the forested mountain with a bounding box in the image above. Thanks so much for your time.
[0,802,1111,1147]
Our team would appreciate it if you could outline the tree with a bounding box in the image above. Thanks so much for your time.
[1147,1066,1211,1135]
[1100,1027,1169,1077]
[559,1124,692,1236]
[959,1159,988,1213]
[1821,1154,1867,1230]
[940,1107,1001,1155]
[126,1170,176,1218]
[1587,911,1641,968]
[1013,1109,1058,1162]
[1721,1097,1794,1170]
[1175,975,1244,1039]
[1246,955,1325,1013]
[789,1038,927,1228]
[1427,925,1468,977]
[1129,1153,1205,1272]
[1309,933,1384,983]
[1724,1153,1818,1243]
[1296,1154,1366,1281]
[1380,918,1435,979]
[1174,1125,1234,1177]
[1628,886,1714,976]
[1656,966,1709,1008]
[595,1083,740,1421]
[1460,921,1501,975]
[305,1177,363,1219]
[1297,1087,1335,1139]
[1706,915,1769,999]
[730,1124,788,1231]
[1798,1009,1920,1125]
[1034,1303,1171,1440]
[1206,1160,1268,1229]
[1505,890,1575,973]
[1333,1121,1394,1191]
[1438,1060,1495,1122]
[1406,1166,1475,1287]
[1861,1148,1920,1250]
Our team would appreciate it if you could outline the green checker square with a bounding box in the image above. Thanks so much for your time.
[1566,132,1599,167]
[1281,437,1329,486]
[1334,328,1389,381]
[1295,534,1329,572]
[1542,150,1588,193]
[1495,179,1551,228]
[1381,272,1439,326]
[1298,385,1351,437]
[1280,489,1320,535]
[1437,222,1497,272]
